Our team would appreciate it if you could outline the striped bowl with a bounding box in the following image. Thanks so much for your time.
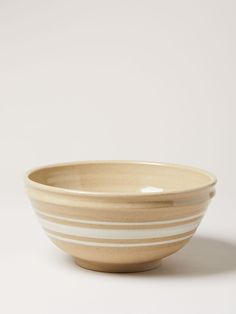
[25,161,216,273]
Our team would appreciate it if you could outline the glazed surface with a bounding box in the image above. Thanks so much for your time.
[28,161,216,195]
[26,161,216,272]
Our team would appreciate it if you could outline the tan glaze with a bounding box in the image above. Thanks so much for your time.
[25,161,216,273]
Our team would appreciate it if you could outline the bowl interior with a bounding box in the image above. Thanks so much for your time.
[28,162,215,194]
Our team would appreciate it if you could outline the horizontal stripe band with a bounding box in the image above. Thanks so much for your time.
[35,209,204,226]
[39,218,200,239]
[47,232,193,247]
[28,188,214,207]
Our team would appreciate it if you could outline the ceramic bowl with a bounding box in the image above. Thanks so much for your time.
[25,161,216,273]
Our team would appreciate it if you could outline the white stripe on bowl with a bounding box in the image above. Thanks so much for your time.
[47,232,193,247]
[35,209,204,226]
[39,218,200,239]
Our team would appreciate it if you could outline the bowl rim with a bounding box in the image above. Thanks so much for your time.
[25,160,217,198]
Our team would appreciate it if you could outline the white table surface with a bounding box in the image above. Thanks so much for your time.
[0,0,235,312]
[1,189,235,314]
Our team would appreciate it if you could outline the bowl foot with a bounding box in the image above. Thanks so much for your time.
[74,258,162,273]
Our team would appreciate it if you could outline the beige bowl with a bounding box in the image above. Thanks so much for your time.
[25,161,216,273]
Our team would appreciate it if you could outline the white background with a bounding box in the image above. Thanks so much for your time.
[0,0,235,313]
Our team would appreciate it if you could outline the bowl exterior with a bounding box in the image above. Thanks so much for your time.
[26,184,215,272]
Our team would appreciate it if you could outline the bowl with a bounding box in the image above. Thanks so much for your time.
[25,161,216,273]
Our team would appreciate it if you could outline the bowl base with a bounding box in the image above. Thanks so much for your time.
[74,258,162,273]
